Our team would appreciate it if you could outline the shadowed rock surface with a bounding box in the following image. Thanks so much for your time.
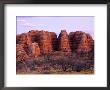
[16,30,94,61]
[69,31,94,60]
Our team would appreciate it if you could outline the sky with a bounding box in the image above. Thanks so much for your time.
[16,16,94,38]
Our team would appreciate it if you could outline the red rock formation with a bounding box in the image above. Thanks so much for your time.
[16,30,58,59]
[16,30,94,60]
[26,33,32,45]
[28,42,40,57]
[50,32,58,51]
[28,30,40,43]
[16,44,29,61]
[39,31,53,54]
[77,33,94,53]
[58,30,71,52]
[25,30,57,54]
[16,33,27,44]
[69,31,85,52]
[16,33,32,45]
[69,31,94,59]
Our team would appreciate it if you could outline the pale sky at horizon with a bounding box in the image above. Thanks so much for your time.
[16,16,94,38]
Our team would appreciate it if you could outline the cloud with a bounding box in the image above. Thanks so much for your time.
[17,19,48,27]
[17,19,25,22]
[22,22,47,27]
[34,22,48,26]
[17,20,37,27]
[23,22,37,27]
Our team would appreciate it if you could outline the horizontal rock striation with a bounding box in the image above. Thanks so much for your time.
[16,30,94,61]
[58,30,71,52]
[69,31,94,60]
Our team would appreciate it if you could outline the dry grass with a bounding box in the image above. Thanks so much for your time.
[16,51,94,74]
[17,69,94,74]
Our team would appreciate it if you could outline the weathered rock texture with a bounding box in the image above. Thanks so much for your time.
[28,42,40,57]
[16,30,58,60]
[38,31,53,54]
[50,32,58,51]
[16,30,94,61]
[58,30,71,52]
[69,31,94,59]
[16,44,29,61]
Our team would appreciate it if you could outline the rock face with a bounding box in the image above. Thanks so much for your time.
[39,31,53,54]
[58,30,71,52]
[16,33,32,45]
[16,30,58,60]
[28,42,40,57]
[50,32,58,51]
[16,30,94,61]
[16,33,27,44]
[16,44,29,61]
[69,31,94,59]
[28,30,40,44]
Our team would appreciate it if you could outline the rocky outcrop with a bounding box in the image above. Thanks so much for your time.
[28,30,40,43]
[39,31,53,54]
[16,30,94,60]
[16,33,32,45]
[69,31,94,59]
[16,44,29,61]
[16,30,58,59]
[50,32,58,51]
[28,42,40,57]
[16,33,27,44]
[58,30,71,52]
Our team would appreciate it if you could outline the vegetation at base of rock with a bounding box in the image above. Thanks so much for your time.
[16,30,94,74]
[16,52,94,74]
